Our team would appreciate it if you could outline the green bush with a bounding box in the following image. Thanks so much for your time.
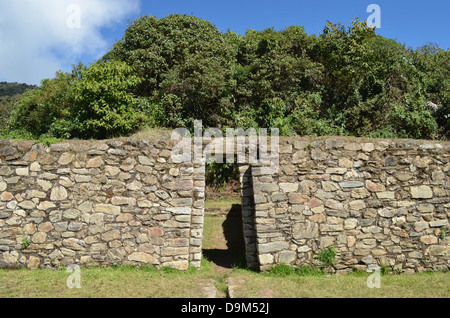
[111,14,234,128]
[71,60,144,139]
[205,161,239,191]
[9,70,76,138]
[316,246,336,266]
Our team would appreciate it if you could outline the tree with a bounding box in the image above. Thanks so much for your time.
[0,82,36,97]
[413,43,450,138]
[9,70,77,138]
[71,60,143,139]
[110,14,234,128]
[310,19,439,139]
[226,26,323,134]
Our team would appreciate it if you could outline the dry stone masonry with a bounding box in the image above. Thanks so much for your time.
[0,136,449,273]
[0,138,203,270]
[252,137,449,273]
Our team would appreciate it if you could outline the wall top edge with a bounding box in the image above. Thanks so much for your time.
[1,135,449,153]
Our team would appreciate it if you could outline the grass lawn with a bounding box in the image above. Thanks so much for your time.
[0,264,213,298]
[227,268,450,298]
[0,262,448,298]
[204,197,241,211]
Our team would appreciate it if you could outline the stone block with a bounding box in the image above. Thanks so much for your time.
[293,221,319,239]
[411,186,433,199]
[365,180,385,192]
[420,235,438,245]
[86,156,104,168]
[376,192,395,200]
[253,183,279,193]
[94,204,121,215]
[340,181,364,188]
[258,254,274,265]
[258,241,290,254]
[279,183,298,193]
[50,186,68,201]
[278,251,296,264]
[128,252,157,264]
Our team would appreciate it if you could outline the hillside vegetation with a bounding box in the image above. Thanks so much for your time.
[1,14,449,141]
[0,82,36,135]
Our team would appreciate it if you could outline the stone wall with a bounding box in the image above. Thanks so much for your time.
[1,136,449,273]
[0,138,205,270]
[251,137,450,273]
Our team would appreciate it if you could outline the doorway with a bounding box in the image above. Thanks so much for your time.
[202,161,246,271]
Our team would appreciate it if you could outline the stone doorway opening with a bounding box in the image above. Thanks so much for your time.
[201,160,246,271]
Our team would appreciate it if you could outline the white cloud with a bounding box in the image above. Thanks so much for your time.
[0,0,141,85]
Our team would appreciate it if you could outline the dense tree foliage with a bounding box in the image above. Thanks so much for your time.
[0,95,21,134]
[110,14,234,128]
[0,82,36,97]
[0,82,36,138]
[71,60,144,139]
[9,70,76,138]
[5,14,450,140]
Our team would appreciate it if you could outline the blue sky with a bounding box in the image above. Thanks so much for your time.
[138,0,449,48]
[0,0,448,85]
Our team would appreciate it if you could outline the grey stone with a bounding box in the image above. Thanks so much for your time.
[63,209,80,220]
[322,181,339,192]
[278,251,296,264]
[279,183,298,193]
[68,222,83,231]
[427,246,447,256]
[162,180,193,191]
[293,221,319,239]
[258,241,290,254]
[384,157,396,166]
[166,207,191,215]
[417,204,434,213]
[50,186,68,201]
[378,208,396,218]
[0,147,16,157]
[155,190,170,200]
[361,255,373,264]
[58,153,75,165]
[325,138,344,149]
[325,199,343,211]
[376,191,395,200]
[253,183,279,193]
[168,198,193,207]
[429,220,448,227]
[86,156,104,168]
[62,238,85,250]
[325,168,347,175]
[94,204,120,215]
[411,186,433,199]
[340,181,364,188]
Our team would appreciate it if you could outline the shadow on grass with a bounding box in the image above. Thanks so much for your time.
[202,204,248,270]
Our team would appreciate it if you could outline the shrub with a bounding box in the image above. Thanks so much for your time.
[9,71,75,138]
[71,60,144,139]
[316,246,336,266]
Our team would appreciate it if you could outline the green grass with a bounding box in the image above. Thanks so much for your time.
[202,215,227,250]
[204,197,241,210]
[1,250,449,298]
[2,262,448,298]
[264,264,325,277]
[228,267,450,298]
[0,264,216,298]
